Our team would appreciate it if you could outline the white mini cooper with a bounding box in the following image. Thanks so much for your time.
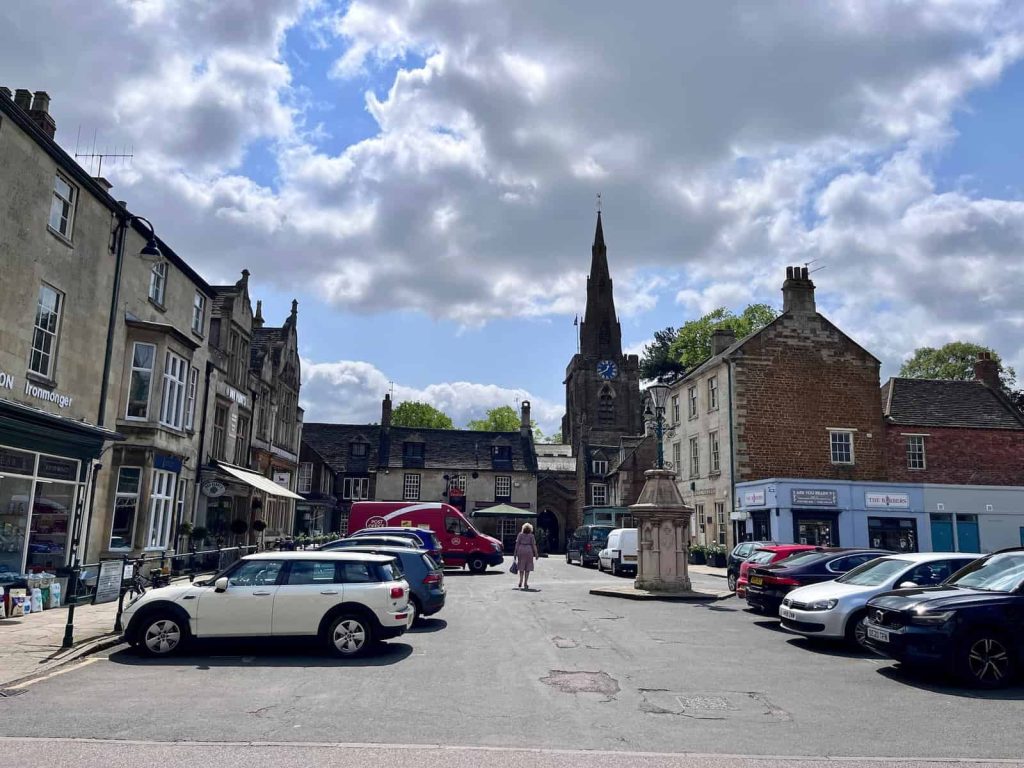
[121,552,411,657]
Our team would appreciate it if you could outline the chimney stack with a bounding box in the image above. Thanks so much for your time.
[974,351,1000,389]
[520,400,532,438]
[711,328,736,355]
[0,87,12,100]
[14,89,31,110]
[381,393,393,432]
[782,265,816,316]
[27,90,56,139]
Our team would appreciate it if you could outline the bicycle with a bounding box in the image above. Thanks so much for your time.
[126,559,171,600]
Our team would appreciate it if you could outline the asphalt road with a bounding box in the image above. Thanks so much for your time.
[2,559,1023,767]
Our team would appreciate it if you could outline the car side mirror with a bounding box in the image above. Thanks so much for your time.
[898,581,917,590]
[215,577,229,592]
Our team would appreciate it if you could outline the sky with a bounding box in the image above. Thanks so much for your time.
[3,1,1024,435]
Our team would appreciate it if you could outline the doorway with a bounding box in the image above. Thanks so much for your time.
[792,510,840,546]
[750,510,771,541]
[537,509,560,554]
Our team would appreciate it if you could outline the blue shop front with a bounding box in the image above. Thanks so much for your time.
[733,479,929,553]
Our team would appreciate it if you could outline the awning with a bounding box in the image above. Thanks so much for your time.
[216,461,304,500]
[471,503,537,519]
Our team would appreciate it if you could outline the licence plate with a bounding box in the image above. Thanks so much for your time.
[623,555,636,561]
[779,607,796,620]
[867,625,890,643]
[749,576,763,586]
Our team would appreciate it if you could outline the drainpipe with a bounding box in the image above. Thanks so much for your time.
[97,214,128,427]
[192,361,215,528]
[727,359,738,542]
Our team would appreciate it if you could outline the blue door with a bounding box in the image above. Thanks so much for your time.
[956,515,980,552]
[930,518,954,552]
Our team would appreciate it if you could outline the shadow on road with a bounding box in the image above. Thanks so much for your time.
[443,570,503,577]
[751,619,788,634]
[107,639,414,668]
[409,617,448,633]
[786,636,867,659]
[876,664,1024,700]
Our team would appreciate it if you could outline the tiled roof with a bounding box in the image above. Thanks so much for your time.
[882,378,1024,430]
[302,423,382,473]
[250,326,283,370]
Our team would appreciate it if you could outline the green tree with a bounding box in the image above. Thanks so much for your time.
[899,342,1017,390]
[391,400,454,429]
[466,406,521,432]
[667,303,779,371]
[639,327,685,380]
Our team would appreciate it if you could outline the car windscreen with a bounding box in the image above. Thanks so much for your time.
[747,550,776,565]
[591,529,613,543]
[948,552,1024,592]
[836,557,906,586]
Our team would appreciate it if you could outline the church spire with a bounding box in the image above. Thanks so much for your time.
[579,210,621,359]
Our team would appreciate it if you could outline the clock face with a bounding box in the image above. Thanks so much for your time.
[596,359,618,380]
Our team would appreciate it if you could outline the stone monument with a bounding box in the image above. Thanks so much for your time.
[631,467,694,592]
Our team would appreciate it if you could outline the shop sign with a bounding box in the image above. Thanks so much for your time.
[743,490,766,507]
[154,455,182,473]
[0,369,13,390]
[0,446,35,475]
[273,471,291,488]
[791,489,838,507]
[23,381,73,409]
[202,480,227,498]
[229,411,238,440]
[38,456,78,481]
[93,560,124,605]
[865,492,910,509]
[218,382,249,408]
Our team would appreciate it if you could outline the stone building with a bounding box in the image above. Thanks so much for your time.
[299,422,382,536]
[535,443,576,553]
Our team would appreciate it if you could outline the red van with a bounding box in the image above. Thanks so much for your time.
[348,502,504,573]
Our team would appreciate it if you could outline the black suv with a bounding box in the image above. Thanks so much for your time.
[864,548,1024,688]
[566,525,614,567]
[727,541,776,592]
[746,548,890,615]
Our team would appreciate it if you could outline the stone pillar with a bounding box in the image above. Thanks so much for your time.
[631,468,693,592]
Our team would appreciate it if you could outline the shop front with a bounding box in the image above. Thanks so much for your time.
[195,460,303,546]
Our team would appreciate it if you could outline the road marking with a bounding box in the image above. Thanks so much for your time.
[0,737,1020,764]
[9,658,101,689]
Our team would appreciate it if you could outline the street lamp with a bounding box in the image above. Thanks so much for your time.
[644,382,673,470]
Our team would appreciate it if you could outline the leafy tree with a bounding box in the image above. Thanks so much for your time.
[391,400,454,429]
[544,429,563,443]
[466,406,521,432]
[899,342,1016,391]
[639,327,685,380]
[666,304,779,371]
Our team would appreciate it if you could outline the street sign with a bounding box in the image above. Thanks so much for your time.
[93,559,123,605]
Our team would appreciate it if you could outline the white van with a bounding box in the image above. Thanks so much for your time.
[598,528,638,576]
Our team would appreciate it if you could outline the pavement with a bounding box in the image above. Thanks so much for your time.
[0,559,1021,767]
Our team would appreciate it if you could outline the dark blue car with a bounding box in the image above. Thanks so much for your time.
[338,544,446,626]
[864,548,1024,688]
[350,527,444,561]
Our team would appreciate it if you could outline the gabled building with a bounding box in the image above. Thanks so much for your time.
[299,422,382,535]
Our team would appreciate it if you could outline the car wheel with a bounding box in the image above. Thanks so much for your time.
[407,598,420,627]
[327,614,373,657]
[565,552,571,564]
[611,560,621,577]
[727,572,738,592]
[468,555,487,574]
[958,632,1014,688]
[138,613,188,657]
[845,610,868,649]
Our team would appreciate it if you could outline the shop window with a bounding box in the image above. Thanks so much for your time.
[298,463,313,494]
[495,475,512,501]
[829,430,854,465]
[0,471,33,576]
[147,469,176,549]
[28,283,64,379]
[109,467,141,550]
[906,435,926,470]
[403,473,421,501]
[149,261,166,306]
[160,350,188,429]
[126,342,156,419]
[868,517,918,553]
[27,480,74,571]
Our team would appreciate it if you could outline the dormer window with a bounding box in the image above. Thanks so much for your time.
[491,445,511,462]
[350,442,369,458]
[403,441,425,468]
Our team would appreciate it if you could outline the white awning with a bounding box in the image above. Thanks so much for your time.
[217,462,304,500]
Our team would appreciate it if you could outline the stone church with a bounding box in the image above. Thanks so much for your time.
[537,213,644,550]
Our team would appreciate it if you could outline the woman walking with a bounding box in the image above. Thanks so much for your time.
[514,523,539,590]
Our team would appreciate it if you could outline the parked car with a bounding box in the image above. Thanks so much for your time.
[321,535,420,551]
[567,525,615,567]
[349,526,443,561]
[598,528,638,576]
[727,541,777,591]
[780,552,980,646]
[736,544,817,598]
[349,501,504,572]
[745,548,890,615]
[336,544,445,626]
[121,552,411,658]
[864,548,1024,688]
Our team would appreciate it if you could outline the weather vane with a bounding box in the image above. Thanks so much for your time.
[596,192,602,213]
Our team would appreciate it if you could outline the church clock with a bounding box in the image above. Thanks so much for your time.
[596,359,618,380]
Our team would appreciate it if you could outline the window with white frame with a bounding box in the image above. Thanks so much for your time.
[160,351,188,429]
[688,386,698,418]
[28,283,63,378]
[184,366,198,430]
[403,473,421,501]
[452,474,467,492]
[671,395,680,424]
[689,436,700,477]
[192,292,206,335]
[906,435,926,470]
[298,462,313,493]
[709,431,721,474]
[343,477,369,500]
[126,342,156,419]
[175,480,188,542]
[592,459,608,476]
[147,469,176,549]
[672,442,681,472]
[48,173,76,238]
[109,467,141,550]
[212,404,228,459]
[591,483,608,506]
[149,261,167,305]
[715,501,726,545]
[830,430,854,465]
[708,375,719,410]
[495,475,512,500]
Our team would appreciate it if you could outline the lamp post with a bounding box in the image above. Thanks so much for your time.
[643,382,672,470]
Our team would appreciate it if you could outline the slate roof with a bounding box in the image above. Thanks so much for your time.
[302,423,382,473]
[882,378,1024,430]
[250,326,284,370]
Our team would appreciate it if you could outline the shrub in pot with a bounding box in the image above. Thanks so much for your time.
[689,544,707,565]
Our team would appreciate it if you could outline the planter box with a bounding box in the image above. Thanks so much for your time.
[689,551,706,565]
[710,552,727,568]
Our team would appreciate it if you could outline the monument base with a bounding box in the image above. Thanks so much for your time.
[589,584,729,601]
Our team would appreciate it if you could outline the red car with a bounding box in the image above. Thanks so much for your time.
[735,544,817,598]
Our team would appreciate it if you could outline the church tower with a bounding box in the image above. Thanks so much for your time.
[562,212,643,453]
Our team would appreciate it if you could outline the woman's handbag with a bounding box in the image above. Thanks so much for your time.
[509,559,519,574]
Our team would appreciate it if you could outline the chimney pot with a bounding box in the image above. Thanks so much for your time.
[711,327,737,355]
[0,87,12,100]
[31,91,50,114]
[974,351,1000,389]
[381,394,393,432]
[14,89,32,110]
[782,265,816,316]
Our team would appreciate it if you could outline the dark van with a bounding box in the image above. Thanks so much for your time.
[567,525,615,567]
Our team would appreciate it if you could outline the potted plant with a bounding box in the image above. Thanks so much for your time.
[191,526,208,547]
[689,544,707,565]
[708,544,728,568]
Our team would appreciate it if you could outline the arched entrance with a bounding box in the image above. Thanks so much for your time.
[537,509,560,555]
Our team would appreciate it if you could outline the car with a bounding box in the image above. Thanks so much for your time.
[780,552,980,647]
[863,548,1024,688]
[336,544,446,626]
[320,535,421,551]
[567,525,615,567]
[598,528,638,576]
[736,544,817,598]
[349,526,443,561]
[745,548,891,615]
[348,501,504,572]
[121,552,411,658]
[727,541,777,592]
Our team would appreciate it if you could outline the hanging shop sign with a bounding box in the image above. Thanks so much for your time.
[273,471,291,488]
[865,492,910,509]
[742,490,766,507]
[202,480,227,498]
[791,489,838,507]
